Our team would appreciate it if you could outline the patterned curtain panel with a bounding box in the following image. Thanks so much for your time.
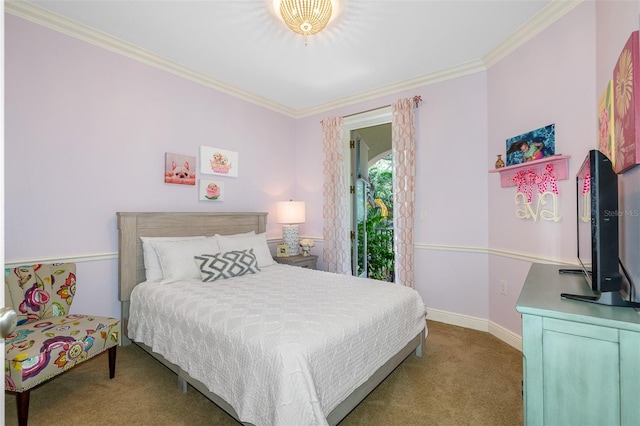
[392,98,416,288]
[322,116,351,274]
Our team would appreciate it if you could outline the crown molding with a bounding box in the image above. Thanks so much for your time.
[5,0,581,119]
[483,0,583,68]
[294,59,486,118]
[4,0,298,118]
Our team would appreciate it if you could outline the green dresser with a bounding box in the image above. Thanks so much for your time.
[516,263,640,426]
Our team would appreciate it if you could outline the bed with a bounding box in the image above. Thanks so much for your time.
[117,211,427,425]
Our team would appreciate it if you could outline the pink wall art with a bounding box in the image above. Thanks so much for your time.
[199,179,224,201]
[165,152,196,185]
[200,146,238,177]
[598,80,615,165]
[613,30,640,174]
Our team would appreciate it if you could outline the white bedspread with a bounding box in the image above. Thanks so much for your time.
[128,264,426,426]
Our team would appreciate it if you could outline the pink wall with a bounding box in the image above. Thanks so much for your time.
[297,1,640,337]
[6,2,639,337]
[487,1,597,335]
[487,0,640,335]
[5,15,297,317]
[295,73,491,321]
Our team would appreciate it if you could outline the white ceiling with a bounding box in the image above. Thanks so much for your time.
[12,0,580,117]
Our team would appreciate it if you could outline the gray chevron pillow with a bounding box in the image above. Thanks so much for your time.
[194,249,260,282]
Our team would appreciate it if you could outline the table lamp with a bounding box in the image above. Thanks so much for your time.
[276,200,306,256]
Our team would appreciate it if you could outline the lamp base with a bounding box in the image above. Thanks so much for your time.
[282,225,300,256]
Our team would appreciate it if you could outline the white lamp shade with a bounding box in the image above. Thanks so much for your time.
[276,201,306,224]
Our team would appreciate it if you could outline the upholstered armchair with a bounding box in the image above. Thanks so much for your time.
[4,263,121,425]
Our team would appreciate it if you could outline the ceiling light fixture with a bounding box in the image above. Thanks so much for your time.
[280,0,333,43]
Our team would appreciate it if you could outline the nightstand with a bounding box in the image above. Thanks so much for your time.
[273,254,318,270]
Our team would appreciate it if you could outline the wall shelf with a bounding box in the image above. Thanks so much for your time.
[489,155,571,188]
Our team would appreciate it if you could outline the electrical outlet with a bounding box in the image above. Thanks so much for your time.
[419,211,427,222]
[500,280,508,295]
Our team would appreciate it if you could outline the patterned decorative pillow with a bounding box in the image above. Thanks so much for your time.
[194,249,260,282]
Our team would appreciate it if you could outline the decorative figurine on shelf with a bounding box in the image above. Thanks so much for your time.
[495,154,505,169]
[299,238,314,256]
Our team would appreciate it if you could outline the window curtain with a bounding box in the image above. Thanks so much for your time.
[322,117,351,274]
[391,98,416,288]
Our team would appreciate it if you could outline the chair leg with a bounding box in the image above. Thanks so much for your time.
[16,390,30,426]
[108,346,117,379]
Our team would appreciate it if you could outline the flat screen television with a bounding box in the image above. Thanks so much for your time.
[560,149,640,307]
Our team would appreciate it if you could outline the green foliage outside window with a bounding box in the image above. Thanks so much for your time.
[362,154,394,282]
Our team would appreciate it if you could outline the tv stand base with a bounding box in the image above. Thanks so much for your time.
[558,269,640,308]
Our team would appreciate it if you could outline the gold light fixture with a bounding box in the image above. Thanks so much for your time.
[280,0,333,40]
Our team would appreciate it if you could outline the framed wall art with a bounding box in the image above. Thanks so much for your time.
[612,30,640,174]
[199,179,224,201]
[200,146,238,177]
[506,123,556,166]
[164,152,196,185]
[276,242,290,257]
[598,80,615,167]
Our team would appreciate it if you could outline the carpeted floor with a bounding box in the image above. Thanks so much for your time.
[4,321,523,425]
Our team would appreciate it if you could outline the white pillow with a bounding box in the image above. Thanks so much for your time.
[220,230,256,238]
[215,232,276,268]
[140,236,206,281]
[151,238,221,282]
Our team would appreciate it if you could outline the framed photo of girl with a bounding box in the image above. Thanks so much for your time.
[506,123,556,166]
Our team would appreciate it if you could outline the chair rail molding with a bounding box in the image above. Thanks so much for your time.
[4,252,118,269]
[5,243,576,270]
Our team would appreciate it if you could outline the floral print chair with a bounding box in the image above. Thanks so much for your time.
[4,263,120,426]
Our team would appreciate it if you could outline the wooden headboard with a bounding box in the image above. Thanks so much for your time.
[116,212,268,302]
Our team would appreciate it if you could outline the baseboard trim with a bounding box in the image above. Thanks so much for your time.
[426,308,488,331]
[488,320,523,352]
[426,308,522,352]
